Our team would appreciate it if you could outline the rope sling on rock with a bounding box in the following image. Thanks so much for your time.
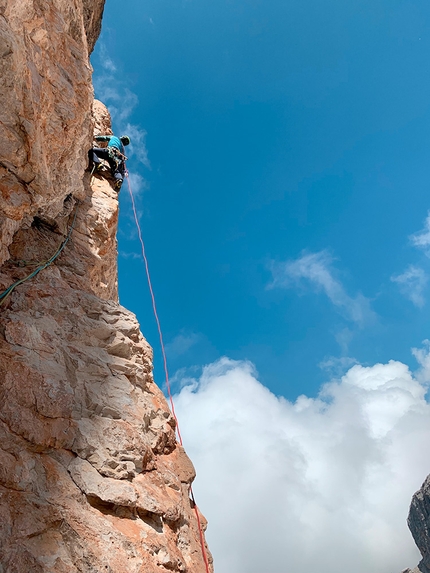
[125,172,211,573]
[0,201,80,306]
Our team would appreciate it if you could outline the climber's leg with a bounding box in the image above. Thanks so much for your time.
[113,171,123,191]
[88,147,110,170]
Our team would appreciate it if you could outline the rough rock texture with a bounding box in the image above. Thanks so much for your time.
[82,0,106,53]
[0,2,212,572]
[0,0,99,266]
[409,476,430,570]
[401,475,430,573]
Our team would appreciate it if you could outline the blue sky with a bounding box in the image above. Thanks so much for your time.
[93,0,430,400]
[92,2,430,571]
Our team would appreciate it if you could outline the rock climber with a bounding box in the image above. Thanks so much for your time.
[88,134,130,190]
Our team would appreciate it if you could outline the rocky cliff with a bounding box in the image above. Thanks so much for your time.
[401,476,430,573]
[0,2,212,572]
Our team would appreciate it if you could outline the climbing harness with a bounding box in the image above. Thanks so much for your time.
[108,147,127,170]
[108,147,127,161]
[125,172,211,573]
[0,201,80,306]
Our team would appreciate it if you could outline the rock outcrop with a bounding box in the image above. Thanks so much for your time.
[401,476,430,573]
[0,2,212,572]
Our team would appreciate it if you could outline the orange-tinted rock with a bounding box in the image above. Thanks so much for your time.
[0,3,212,572]
[0,0,97,266]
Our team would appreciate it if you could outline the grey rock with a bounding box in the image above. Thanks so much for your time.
[402,475,430,573]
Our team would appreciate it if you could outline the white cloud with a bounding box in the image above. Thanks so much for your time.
[123,123,151,169]
[111,90,139,126]
[169,365,203,391]
[93,55,150,170]
[412,340,430,384]
[335,326,354,354]
[174,351,430,573]
[391,265,428,308]
[165,331,201,359]
[118,250,141,260]
[93,76,138,125]
[98,43,117,73]
[269,250,375,326]
[410,212,430,255]
[319,354,358,376]
[125,171,147,195]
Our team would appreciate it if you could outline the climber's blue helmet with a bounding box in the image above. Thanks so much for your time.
[120,135,130,146]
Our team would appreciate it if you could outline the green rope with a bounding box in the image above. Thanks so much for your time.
[0,201,80,306]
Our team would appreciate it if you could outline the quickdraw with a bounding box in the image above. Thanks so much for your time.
[108,147,128,170]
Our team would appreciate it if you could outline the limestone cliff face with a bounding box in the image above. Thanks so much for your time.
[0,2,212,572]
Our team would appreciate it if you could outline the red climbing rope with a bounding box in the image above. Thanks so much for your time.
[190,488,212,573]
[125,173,211,573]
[124,173,182,444]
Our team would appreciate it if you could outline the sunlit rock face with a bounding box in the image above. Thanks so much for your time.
[0,2,212,571]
